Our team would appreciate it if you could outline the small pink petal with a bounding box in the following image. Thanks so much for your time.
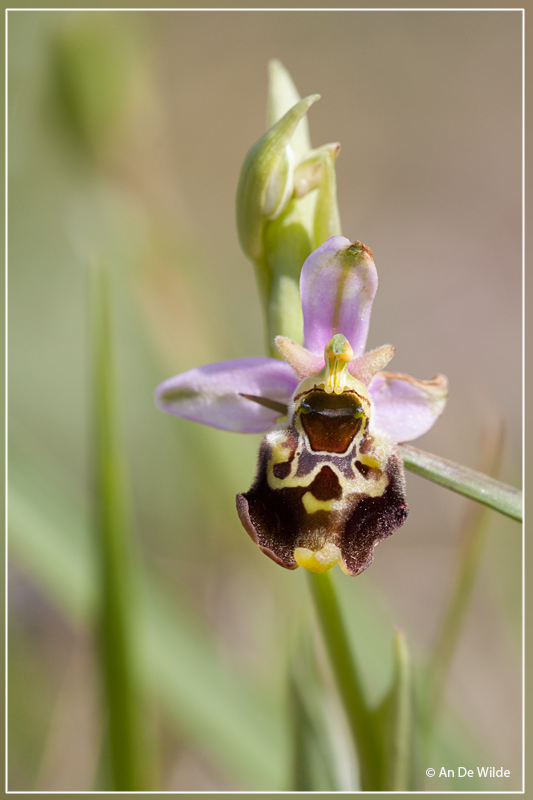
[349,344,396,386]
[275,336,324,379]
[370,372,449,442]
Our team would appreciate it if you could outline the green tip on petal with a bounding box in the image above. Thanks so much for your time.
[343,240,374,266]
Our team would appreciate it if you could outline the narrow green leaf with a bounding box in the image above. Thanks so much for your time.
[289,671,321,792]
[400,443,522,522]
[423,500,492,744]
[421,425,506,750]
[91,265,147,791]
[288,627,338,792]
[307,571,382,791]
[380,628,414,791]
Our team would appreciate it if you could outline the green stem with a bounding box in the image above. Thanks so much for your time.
[92,265,145,790]
[307,571,382,791]
[400,443,522,522]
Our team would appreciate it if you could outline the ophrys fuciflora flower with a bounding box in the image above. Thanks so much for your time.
[155,236,447,575]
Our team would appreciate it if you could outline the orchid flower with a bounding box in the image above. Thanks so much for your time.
[155,235,447,576]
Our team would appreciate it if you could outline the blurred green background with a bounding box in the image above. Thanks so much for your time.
[8,9,522,791]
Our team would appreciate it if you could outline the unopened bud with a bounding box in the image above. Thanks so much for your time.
[236,94,320,263]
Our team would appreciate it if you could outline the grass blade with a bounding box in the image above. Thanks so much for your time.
[421,425,507,745]
[307,571,382,791]
[91,265,146,790]
[381,628,414,791]
[288,632,337,792]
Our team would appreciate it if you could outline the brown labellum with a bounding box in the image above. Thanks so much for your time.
[236,385,408,576]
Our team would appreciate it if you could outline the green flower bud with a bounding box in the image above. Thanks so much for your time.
[236,93,320,263]
[236,61,343,354]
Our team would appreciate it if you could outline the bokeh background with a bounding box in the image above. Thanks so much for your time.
[8,9,522,791]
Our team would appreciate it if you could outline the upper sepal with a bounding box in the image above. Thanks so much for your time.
[300,237,378,357]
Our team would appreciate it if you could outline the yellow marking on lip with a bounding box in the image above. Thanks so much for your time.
[266,429,302,490]
[359,453,381,471]
[302,492,334,515]
[358,436,390,472]
[294,543,342,573]
[270,439,293,463]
